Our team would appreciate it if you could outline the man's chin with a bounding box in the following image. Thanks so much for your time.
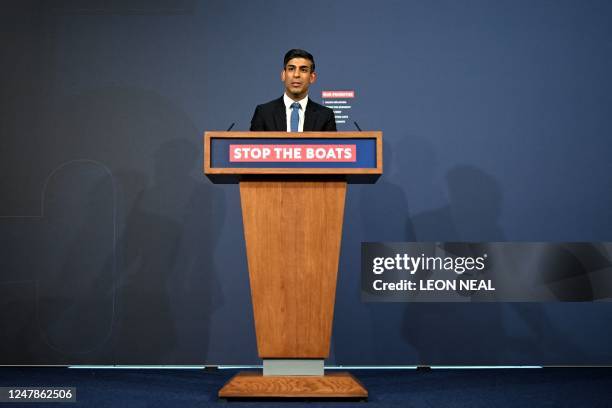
[288,89,306,99]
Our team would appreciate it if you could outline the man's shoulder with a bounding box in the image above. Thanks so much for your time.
[256,97,284,111]
[307,98,331,112]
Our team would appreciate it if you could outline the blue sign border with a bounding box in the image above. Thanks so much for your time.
[210,138,377,168]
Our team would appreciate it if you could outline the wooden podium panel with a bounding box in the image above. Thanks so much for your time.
[204,131,381,399]
[240,180,346,358]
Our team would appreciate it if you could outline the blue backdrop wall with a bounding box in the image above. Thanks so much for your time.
[1,0,611,365]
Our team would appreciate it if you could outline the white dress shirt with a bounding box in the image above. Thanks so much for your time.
[283,93,308,132]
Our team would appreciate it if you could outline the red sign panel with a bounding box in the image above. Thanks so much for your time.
[322,90,355,98]
[229,144,357,162]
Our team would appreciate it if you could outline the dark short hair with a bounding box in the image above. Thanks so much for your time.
[283,49,315,72]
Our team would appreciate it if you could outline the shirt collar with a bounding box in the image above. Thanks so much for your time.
[283,93,308,111]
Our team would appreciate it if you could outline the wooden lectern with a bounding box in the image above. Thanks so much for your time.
[204,131,382,399]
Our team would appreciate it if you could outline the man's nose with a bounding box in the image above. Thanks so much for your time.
[292,70,300,77]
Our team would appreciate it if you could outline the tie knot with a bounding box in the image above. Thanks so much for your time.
[291,102,301,110]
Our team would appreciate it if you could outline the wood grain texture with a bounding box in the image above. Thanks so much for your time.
[240,180,346,358]
[219,372,368,398]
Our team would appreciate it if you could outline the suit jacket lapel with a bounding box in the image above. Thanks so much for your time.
[273,97,286,131]
[304,100,317,131]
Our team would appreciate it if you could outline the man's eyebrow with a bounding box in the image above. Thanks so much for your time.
[286,64,312,70]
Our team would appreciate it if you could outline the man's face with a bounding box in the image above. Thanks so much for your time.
[281,57,316,100]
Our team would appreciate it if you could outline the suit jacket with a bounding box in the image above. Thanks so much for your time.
[250,96,337,131]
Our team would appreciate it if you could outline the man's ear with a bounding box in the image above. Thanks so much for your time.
[310,71,317,83]
[281,70,286,82]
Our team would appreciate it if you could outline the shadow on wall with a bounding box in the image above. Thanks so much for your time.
[402,164,507,364]
[59,87,233,365]
[358,139,417,364]
[58,87,229,364]
[351,143,509,364]
[1,84,226,364]
[112,138,226,364]
[39,162,116,360]
[408,164,504,242]
[332,135,579,365]
[0,161,117,364]
[402,164,585,364]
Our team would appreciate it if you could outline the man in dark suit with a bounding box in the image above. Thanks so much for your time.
[250,49,337,132]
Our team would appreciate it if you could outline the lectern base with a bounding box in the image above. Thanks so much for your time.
[218,372,368,399]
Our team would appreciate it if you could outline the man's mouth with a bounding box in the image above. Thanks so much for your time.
[291,82,302,86]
